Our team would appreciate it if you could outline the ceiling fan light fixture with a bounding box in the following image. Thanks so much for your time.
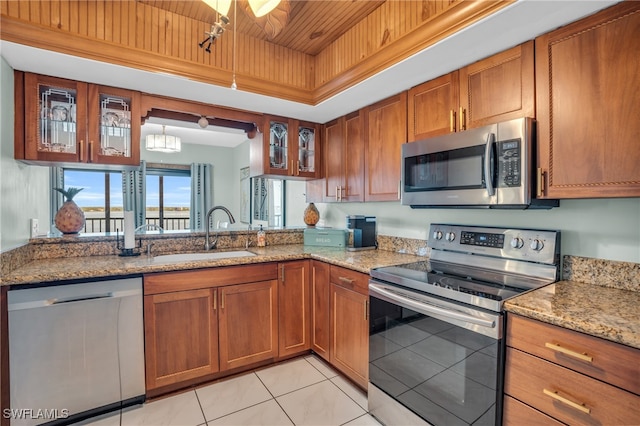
[202,0,232,17]
[145,125,182,153]
[248,0,281,17]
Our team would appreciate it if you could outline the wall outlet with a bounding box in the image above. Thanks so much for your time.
[30,218,39,238]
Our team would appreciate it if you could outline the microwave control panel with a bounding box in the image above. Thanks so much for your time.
[497,139,521,187]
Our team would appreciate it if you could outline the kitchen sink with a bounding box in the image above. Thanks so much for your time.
[152,250,257,263]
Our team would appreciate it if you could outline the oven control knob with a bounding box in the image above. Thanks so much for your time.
[445,232,456,242]
[433,230,443,240]
[530,239,544,251]
[510,237,524,249]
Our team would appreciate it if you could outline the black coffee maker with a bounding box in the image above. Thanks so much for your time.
[346,215,377,251]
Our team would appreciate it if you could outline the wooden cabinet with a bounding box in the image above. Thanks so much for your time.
[329,266,369,389]
[219,280,278,371]
[308,111,365,203]
[16,72,141,167]
[251,115,321,179]
[504,314,640,425]
[408,41,534,141]
[407,72,459,140]
[278,260,311,358]
[144,288,219,390]
[364,92,407,202]
[143,264,278,393]
[535,2,640,198]
[311,260,330,360]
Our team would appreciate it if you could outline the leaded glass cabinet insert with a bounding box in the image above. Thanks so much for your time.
[298,126,315,174]
[100,94,132,158]
[269,120,288,170]
[38,84,78,154]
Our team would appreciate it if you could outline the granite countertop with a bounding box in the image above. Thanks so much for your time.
[1,244,423,287]
[504,280,640,350]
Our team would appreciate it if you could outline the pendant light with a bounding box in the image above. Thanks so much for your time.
[145,125,182,153]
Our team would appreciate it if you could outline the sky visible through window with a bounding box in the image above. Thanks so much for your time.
[64,170,190,208]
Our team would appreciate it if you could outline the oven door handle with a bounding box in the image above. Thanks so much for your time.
[369,283,496,329]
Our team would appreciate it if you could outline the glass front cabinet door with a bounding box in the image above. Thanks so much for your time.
[20,73,140,166]
[23,73,89,163]
[263,116,320,179]
[88,85,141,166]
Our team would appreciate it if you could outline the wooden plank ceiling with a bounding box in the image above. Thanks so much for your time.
[139,0,386,55]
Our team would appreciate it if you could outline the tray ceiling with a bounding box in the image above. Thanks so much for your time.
[139,0,386,55]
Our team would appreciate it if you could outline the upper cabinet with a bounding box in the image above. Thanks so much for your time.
[364,92,407,202]
[310,111,365,203]
[251,116,321,180]
[408,41,534,141]
[15,72,141,167]
[535,2,640,199]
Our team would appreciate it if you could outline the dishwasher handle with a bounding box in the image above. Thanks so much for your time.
[50,293,113,305]
[8,288,140,311]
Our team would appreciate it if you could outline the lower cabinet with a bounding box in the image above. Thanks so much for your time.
[311,260,330,360]
[143,264,278,393]
[219,280,278,371]
[144,288,219,390]
[329,266,370,389]
[504,314,640,425]
[278,260,311,358]
[143,260,370,395]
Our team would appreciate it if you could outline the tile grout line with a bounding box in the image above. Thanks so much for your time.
[253,370,298,426]
[193,388,209,426]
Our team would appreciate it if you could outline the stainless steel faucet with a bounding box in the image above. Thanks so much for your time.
[205,206,236,250]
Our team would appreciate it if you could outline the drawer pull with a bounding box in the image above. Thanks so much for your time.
[339,277,354,284]
[545,342,593,363]
[543,389,591,414]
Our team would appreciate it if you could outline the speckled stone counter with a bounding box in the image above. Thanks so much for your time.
[505,255,640,350]
[1,244,423,287]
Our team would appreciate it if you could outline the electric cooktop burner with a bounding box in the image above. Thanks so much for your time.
[370,224,561,312]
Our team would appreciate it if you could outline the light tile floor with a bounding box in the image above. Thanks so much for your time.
[82,355,381,426]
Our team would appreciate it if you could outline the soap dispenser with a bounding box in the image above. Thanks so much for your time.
[257,225,266,247]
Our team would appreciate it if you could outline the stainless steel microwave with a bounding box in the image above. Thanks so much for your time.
[401,117,558,209]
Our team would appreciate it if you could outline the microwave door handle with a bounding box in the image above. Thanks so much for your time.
[484,132,496,196]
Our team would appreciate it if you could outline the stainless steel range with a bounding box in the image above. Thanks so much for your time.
[368,224,560,426]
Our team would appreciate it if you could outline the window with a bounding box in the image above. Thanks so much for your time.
[57,165,191,233]
[62,169,123,233]
[145,166,191,230]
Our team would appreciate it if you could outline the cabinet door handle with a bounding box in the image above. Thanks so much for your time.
[79,139,85,162]
[280,264,285,284]
[543,389,591,414]
[335,186,339,202]
[339,276,354,284]
[221,291,225,310]
[364,300,369,321]
[536,168,545,198]
[459,107,466,131]
[213,291,217,310]
[88,141,94,163]
[544,342,593,363]
[296,160,300,176]
[450,109,456,132]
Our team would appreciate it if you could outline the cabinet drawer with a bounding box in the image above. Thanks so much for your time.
[144,263,278,294]
[503,396,563,426]
[330,266,368,295]
[505,347,640,425]
[507,314,640,394]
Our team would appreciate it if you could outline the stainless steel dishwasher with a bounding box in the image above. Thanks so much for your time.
[8,277,145,426]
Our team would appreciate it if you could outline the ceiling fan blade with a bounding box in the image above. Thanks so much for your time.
[239,0,291,39]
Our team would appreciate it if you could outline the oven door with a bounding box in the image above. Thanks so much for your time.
[368,281,504,426]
